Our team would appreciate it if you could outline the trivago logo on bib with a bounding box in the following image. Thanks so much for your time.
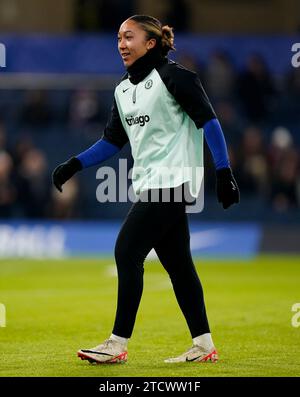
[125,114,150,127]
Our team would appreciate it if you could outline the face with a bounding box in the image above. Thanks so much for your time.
[118,20,156,67]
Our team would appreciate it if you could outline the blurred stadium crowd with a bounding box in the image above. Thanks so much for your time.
[0,50,299,220]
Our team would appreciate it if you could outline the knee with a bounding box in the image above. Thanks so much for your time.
[114,239,145,275]
[167,264,198,284]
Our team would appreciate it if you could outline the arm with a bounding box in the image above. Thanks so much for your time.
[52,139,120,193]
[52,98,128,192]
[203,118,239,209]
[76,96,128,168]
[203,118,230,170]
[76,138,120,169]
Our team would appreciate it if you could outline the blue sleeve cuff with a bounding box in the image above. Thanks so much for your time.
[203,118,230,170]
[76,138,120,169]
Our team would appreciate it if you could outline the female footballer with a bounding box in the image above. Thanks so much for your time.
[52,15,239,364]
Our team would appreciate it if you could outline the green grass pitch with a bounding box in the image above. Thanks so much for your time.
[0,255,299,377]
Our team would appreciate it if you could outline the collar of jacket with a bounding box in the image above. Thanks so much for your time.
[126,48,167,85]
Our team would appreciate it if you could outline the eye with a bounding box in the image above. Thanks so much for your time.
[117,35,133,42]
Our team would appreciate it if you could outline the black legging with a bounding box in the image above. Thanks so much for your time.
[112,186,210,338]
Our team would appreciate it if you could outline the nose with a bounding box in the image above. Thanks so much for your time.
[118,37,126,51]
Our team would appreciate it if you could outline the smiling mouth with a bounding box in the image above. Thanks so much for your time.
[121,53,130,59]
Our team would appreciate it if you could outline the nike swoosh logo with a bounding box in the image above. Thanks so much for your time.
[186,355,202,362]
[123,88,129,93]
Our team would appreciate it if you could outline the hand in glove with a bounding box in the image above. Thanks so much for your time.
[52,157,82,193]
[216,168,240,209]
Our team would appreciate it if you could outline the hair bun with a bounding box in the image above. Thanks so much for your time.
[161,25,175,51]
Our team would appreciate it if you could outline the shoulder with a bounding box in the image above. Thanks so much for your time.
[156,59,202,96]
[156,59,216,128]
[156,59,205,101]
[157,59,198,83]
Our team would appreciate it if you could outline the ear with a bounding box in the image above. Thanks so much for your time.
[147,38,156,50]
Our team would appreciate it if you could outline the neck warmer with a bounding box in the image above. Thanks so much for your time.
[126,48,168,84]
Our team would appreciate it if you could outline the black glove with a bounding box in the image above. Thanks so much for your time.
[52,157,82,192]
[216,168,240,209]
